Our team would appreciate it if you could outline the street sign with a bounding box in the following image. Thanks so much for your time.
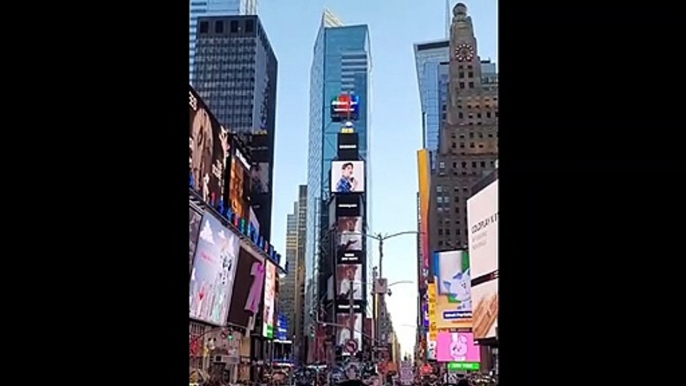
[345,339,358,353]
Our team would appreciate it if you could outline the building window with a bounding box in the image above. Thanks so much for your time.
[459,134,465,139]
[461,162,467,168]
[469,132,474,138]
[478,132,483,138]
[469,81,475,88]
[444,196,450,203]
[230,20,239,32]
[458,112,464,119]
[460,143,465,148]
[468,72,473,78]
[199,21,209,33]
[437,197,444,204]
[480,161,486,167]
[452,162,457,168]
[487,112,492,118]
[477,113,482,118]
[439,162,445,169]
[246,19,255,33]
[472,161,477,168]
[467,65,473,70]
[437,186,443,193]
[459,72,465,79]
[451,142,456,148]
[215,20,224,33]
[438,229,443,236]
[470,143,475,148]
[495,111,499,117]
[455,207,460,213]
[459,82,465,89]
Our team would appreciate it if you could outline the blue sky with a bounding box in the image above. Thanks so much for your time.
[261,0,498,355]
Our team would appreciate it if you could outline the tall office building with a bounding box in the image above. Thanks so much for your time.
[414,39,496,170]
[279,184,308,365]
[431,3,498,251]
[193,14,278,239]
[294,184,308,364]
[305,9,371,350]
[280,202,299,338]
[190,0,258,83]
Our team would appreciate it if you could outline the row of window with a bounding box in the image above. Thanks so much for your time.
[199,19,256,34]
[439,160,495,170]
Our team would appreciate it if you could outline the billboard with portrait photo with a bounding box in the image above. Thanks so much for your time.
[262,262,276,338]
[336,313,362,353]
[229,136,251,220]
[433,250,472,329]
[189,87,229,208]
[250,162,270,194]
[189,212,240,326]
[336,216,363,253]
[331,160,365,194]
[336,264,363,302]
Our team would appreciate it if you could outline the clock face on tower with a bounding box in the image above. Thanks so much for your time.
[455,42,475,62]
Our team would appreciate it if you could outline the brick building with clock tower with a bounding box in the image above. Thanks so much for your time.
[429,3,499,253]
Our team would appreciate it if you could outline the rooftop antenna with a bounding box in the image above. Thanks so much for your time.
[445,0,450,39]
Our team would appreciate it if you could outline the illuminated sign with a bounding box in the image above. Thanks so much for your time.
[331,94,360,122]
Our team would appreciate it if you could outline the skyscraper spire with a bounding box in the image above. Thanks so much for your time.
[322,8,344,28]
[445,0,451,39]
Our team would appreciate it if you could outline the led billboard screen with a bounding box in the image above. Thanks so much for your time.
[436,332,481,363]
[472,278,498,340]
[337,313,362,352]
[189,212,240,326]
[189,208,202,275]
[467,179,498,279]
[262,262,276,338]
[336,264,363,302]
[433,250,472,329]
[228,247,266,329]
[189,88,230,209]
[229,136,251,219]
[331,161,365,194]
[330,94,360,122]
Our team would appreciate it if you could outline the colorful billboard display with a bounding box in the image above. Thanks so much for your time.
[331,161,365,194]
[472,278,498,340]
[436,332,481,363]
[189,212,240,326]
[417,149,431,273]
[330,94,360,121]
[189,208,203,275]
[262,262,276,338]
[336,216,363,252]
[229,136,252,220]
[433,250,472,329]
[189,87,229,209]
[228,247,266,329]
[428,281,438,340]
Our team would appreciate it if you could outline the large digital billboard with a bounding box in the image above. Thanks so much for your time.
[189,212,240,326]
[428,282,437,340]
[262,262,276,338]
[467,179,498,279]
[336,216,363,253]
[190,88,229,208]
[189,208,202,275]
[337,313,362,353]
[472,278,498,340]
[436,332,481,364]
[330,94,360,122]
[331,161,365,194]
[336,264,363,302]
[228,247,266,329]
[417,149,431,273]
[229,136,251,220]
[433,250,472,329]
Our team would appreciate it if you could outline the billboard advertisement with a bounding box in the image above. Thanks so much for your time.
[250,162,270,194]
[330,94,360,122]
[337,313,362,352]
[336,216,363,253]
[467,179,498,279]
[336,264,363,302]
[427,282,438,340]
[228,247,266,329]
[335,194,360,217]
[276,314,289,341]
[190,87,229,208]
[229,137,252,220]
[427,337,437,361]
[189,208,203,274]
[262,262,276,338]
[472,278,498,340]
[417,150,431,272]
[189,213,240,326]
[436,332,481,363]
[337,132,359,159]
[331,161,365,194]
[433,250,472,329]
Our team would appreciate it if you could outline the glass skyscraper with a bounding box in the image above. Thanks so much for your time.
[189,0,257,83]
[305,10,371,335]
